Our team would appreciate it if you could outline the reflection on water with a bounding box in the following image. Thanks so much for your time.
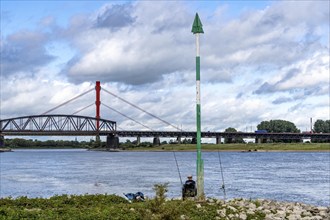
[0,149,329,206]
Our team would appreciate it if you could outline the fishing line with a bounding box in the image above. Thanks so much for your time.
[217,150,227,201]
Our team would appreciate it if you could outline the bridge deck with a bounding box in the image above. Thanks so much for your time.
[1,130,329,140]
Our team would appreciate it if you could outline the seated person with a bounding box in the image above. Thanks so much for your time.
[182,175,197,198]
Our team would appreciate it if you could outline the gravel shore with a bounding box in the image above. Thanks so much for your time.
[198,198,329,220]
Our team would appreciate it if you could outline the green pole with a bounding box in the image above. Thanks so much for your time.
[191,13,204,200]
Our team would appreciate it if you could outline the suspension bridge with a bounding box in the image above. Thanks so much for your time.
[1,81,329,148]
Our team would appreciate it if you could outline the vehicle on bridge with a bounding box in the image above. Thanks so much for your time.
[255,130,268,133]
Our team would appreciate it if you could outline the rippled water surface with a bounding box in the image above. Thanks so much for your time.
[1,149,329,206]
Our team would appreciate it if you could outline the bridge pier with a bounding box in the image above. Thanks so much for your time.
[0,135,4,147]
[153,136,160,146]
[136,136,141,145]
[107,134,119,149]
[95,135,101,148]
[177,136,181,144]
[216,136,221,144]
[255,138,267,143]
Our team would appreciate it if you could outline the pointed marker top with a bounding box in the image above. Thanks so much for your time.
[191,13,204,34]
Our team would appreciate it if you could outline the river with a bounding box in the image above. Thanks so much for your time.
[0,149,329,206]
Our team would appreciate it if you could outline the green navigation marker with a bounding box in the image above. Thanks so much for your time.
[192,13,204,34]
[192,13,204,200]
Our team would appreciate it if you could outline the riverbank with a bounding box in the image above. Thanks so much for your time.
[0,194,328,219]
[119,143,330,152]
[3,142,329,152]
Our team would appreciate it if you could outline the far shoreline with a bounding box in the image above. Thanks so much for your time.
[113,142,330,152]
[2,143,329,152]
[87,148,330,153]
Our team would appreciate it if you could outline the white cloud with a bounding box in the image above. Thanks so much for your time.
[255,50,329,95]
[62,1,328,88]
[1,0,329,135]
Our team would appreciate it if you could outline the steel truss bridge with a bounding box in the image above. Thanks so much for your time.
[0,115,116,136]
[1,115,329,141]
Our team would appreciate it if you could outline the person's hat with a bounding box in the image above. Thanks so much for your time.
[187,175,193,178]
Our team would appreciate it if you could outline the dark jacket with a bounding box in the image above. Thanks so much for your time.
[182,179,197,198]
[185,179,196,188]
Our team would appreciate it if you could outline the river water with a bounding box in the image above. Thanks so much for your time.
[0,149,329,206]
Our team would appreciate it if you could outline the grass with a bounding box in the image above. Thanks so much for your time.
[125,143,330,151]
[0,194,214,220]
[0,183,326,219]
[0,193,272,220]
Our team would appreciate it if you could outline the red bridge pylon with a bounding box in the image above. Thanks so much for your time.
[95,81,101,131]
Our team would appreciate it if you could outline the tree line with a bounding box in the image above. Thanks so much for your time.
[2,138,93,149]
[313,119,330,133]
[224,119,329,143]
[224,119,329,134]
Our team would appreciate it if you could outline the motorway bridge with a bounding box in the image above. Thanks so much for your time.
[1,115,329,147]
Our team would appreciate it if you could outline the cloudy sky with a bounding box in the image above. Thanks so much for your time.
[1,0,329,136]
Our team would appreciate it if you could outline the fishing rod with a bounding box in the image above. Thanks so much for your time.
[173,151,183,186]
[217,150,227,201]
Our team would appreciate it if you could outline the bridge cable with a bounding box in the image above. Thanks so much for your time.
[217,150,226,202]
[102,103,154,131]
[72,103,94,115]
[102,88,181,131]
[41,88,94,115]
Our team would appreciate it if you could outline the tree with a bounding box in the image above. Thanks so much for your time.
[314,119,330,133]
[224,127,244,143]
[257,120,300,133]
[224,127,237,133]
[182,138,191,144]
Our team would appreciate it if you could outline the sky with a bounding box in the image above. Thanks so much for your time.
[1,0,329,139]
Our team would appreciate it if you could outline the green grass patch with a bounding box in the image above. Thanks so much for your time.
[0,184,323,220]
[0,195,226,220]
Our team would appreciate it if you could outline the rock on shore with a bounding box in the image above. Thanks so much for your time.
[201,198,329,220]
